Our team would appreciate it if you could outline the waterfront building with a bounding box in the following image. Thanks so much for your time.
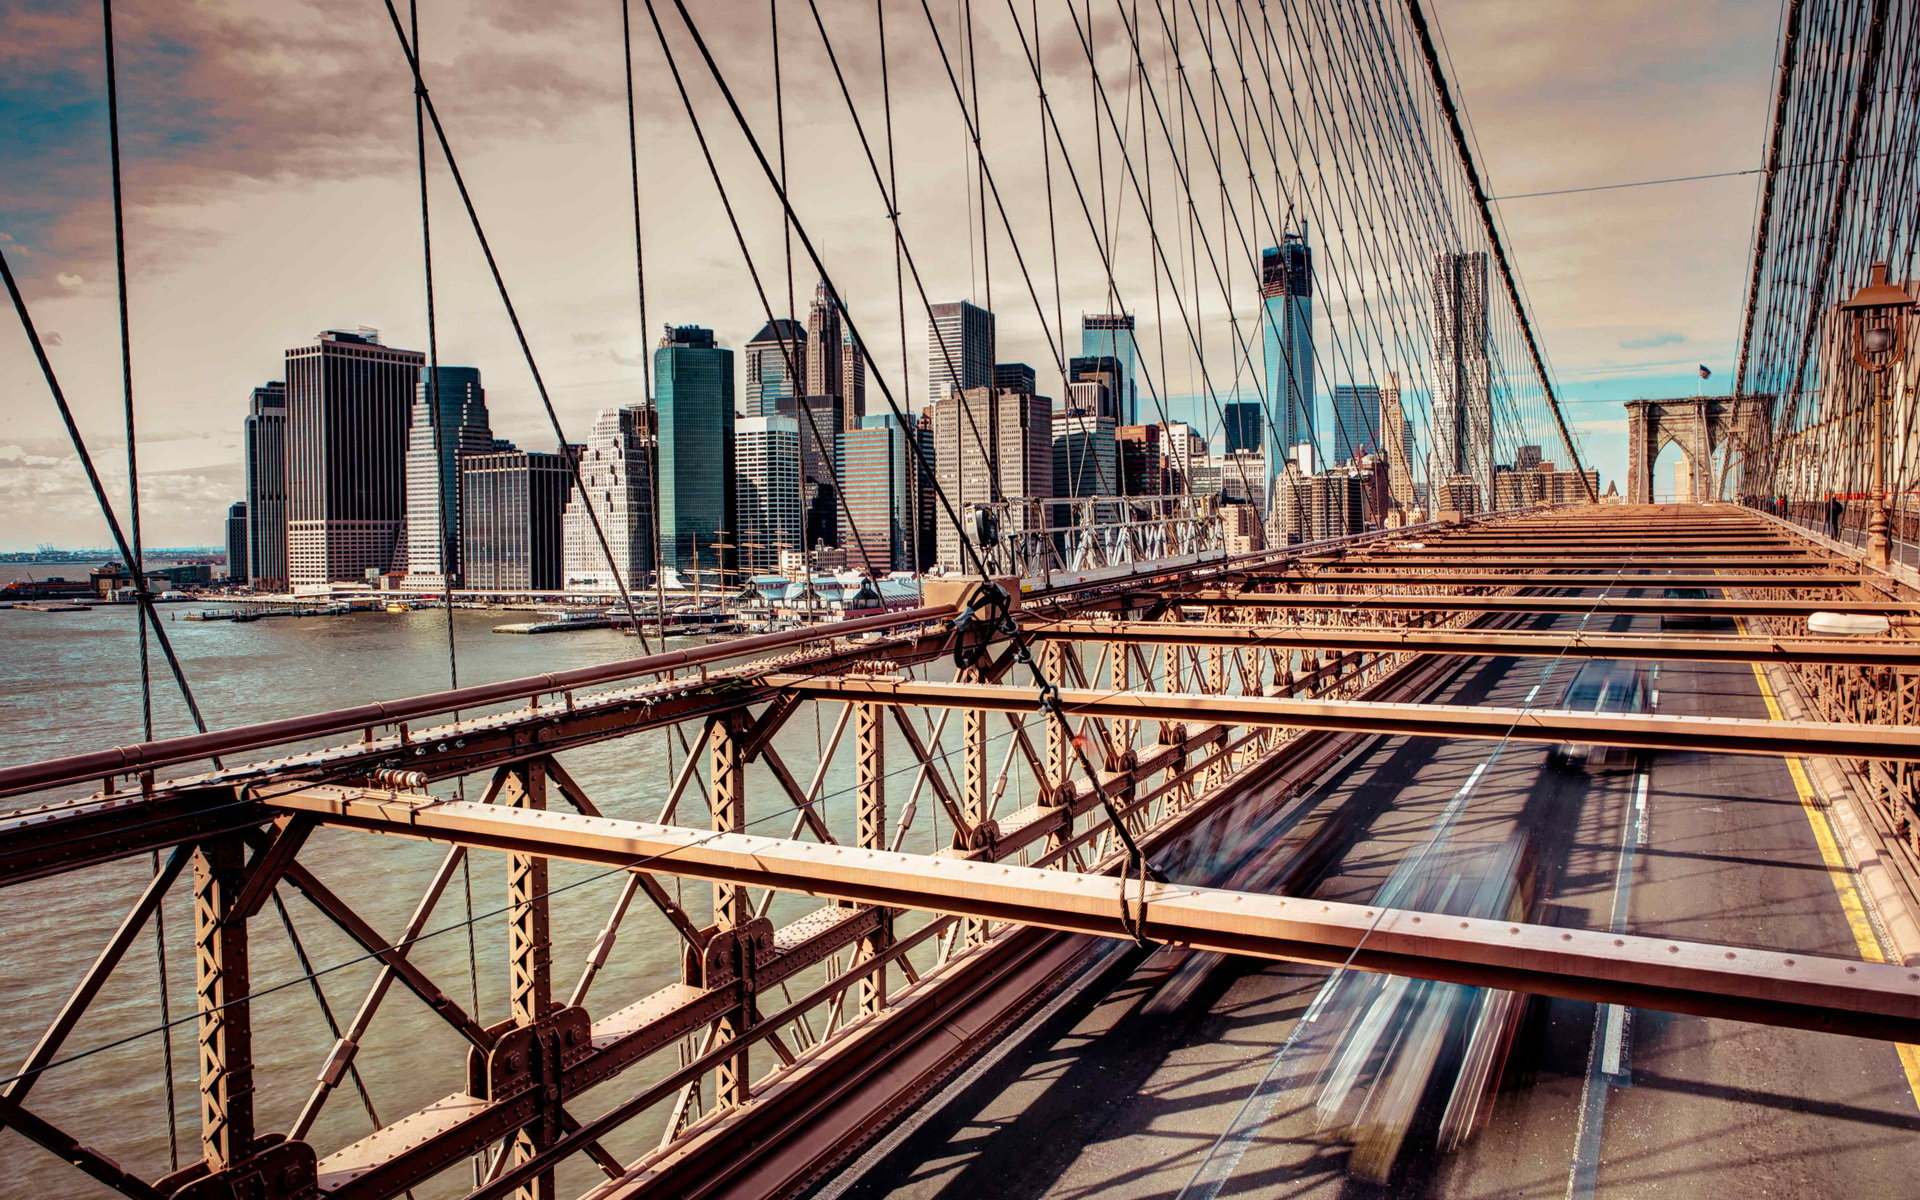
[1260,232,1316,483]
[840,413,917,575]
[744,318,806,418]
[656,325,737,575]
[1223,401,1263,454]
[1432,250,1492,508]
[779,394,845,552]
[243,381,288,588]
[1516,444,1543,471]
[929,385,1051,570]
[284,329,426,589]
[224,501,248,582]
[1331,384,1380,465]
[461,448,571,591]
[561,405,654,593]
[927,301,995,401]
[736,414,801,575]
[1080,313,1139,425]
[403,365,494,587]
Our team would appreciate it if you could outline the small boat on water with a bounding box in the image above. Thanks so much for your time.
[385,602,413,613]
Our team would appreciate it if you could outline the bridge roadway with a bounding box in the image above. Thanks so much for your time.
[819,589,1920,1199]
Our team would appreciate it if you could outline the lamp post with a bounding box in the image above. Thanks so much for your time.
[1839,262,1915,570]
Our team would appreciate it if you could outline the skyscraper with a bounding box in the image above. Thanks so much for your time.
[655,325,736,575]
[462,448,571,591]
[779,394,845,551]
[735,414,801,575]
[403,365,493,587]
[929,385,1051,570]
[561,405,654,593]
[927,301,995,401]
[1067,356,1126,423]
[1223,401,1263,453]
[284,329,425,589]
[1330,384,1380,465]
[840,413,916,575]
[224,501,249,582]
[1379,372,1416,513]
[1432,250,1491,508]
[243,382,287,589]
[1052,412,1119,498]
[1260,231,1315,484]
[744,318,806,418]
[1080,313,1139,425]
[804,279,866,425]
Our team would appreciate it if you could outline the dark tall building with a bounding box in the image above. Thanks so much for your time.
[805,279,866,425]
[1261,230,1316,481]
[779,394,846,550]
[744,318,806,418]
[1068,356,1126,424]
[1223,401,1264,453]
[1432,250,1492,507]
[224,501,249,582]
[655,325,737,575]
[1331,385,1380,465]
[1118,424,1170,496]
[461,448,572,591]
[243,381,288,588]
[285,330,425,588]
[993,362,1037,395]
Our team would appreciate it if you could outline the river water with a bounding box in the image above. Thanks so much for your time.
[0,598,960,1197]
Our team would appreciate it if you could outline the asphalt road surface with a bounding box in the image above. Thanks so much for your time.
[821,595,1920,1200]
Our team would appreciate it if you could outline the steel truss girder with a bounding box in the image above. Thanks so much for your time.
[1031,619,1920,667]
[1137,592,1920,616]
[1255,572,1863,587]
[768,676,1920,762]
[264,787,1920,1043]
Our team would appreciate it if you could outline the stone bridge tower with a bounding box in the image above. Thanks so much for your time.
[1624,396,1772,503]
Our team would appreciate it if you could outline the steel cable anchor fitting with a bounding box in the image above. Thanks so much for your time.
[956,585,1164,946]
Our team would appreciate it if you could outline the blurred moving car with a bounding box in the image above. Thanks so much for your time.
[1296,835,1538,1184]
[1658,586,1717,629]
[1547,659,1649,772]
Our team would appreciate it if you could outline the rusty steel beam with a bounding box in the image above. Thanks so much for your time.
[769,677,1920,762]
[0,604,960,801]
[264,788,1920,1043]
[1031,620,1920,668]
[1255,572,1862,587]
[1299,557,1835,570]
[1140,592,1920,616]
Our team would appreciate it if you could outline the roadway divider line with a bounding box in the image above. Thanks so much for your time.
[1741,627,1920,1104]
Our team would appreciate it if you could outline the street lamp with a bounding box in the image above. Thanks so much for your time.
[1839,261,1915,569]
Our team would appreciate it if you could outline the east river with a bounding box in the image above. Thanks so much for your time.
[0,591,945,1198]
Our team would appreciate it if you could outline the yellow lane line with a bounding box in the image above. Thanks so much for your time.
[1738,622,1920,1102]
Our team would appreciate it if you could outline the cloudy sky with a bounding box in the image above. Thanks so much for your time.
[0,0,1782,551]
